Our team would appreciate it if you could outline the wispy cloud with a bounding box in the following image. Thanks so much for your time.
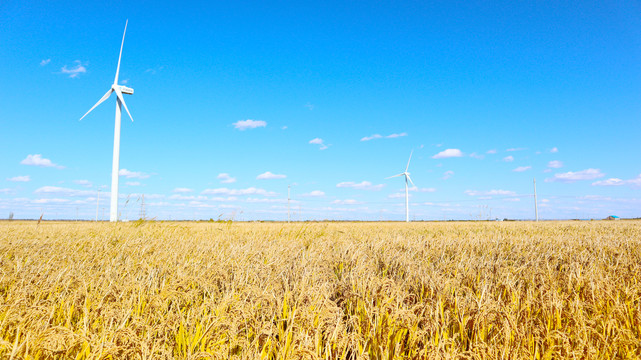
[547,160,563,169]
[0,188,14,194]
[40,59,51,66]
[73,179,92,187]
[34,186,95,197]
[592,174,641,187]
[409,186,436,192]
[304,102,314,110]
[388,193,407,199]
[503,156,514,162]
[486,149,497,154]
[21,154,64,169]
[145,66,164,74]
[550,147,559,153]
[7,175,30,182]
[217,173,237,183]
[233,119,266,130]
[506,147,526,152]
[202,187,277,196]
[336,181,384,191]
[469,152,484,159]
[60,60,87,78]
[545,168,605,183]
[257,171,286,180]
[118,169,150,179]
[172,188,193,193]
[309,138,328,150]
[360,132,407,141]
[513,166,531,172]
[125,182,141,186]
[432,149,463,159]
[301,190,325,197]
[332,199,363,205]
[465,189,516,196]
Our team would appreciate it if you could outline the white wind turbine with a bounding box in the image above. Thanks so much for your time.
[386,151,415,222]
[79,20,135,222]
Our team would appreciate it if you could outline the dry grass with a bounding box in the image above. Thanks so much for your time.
[0,220,640,359]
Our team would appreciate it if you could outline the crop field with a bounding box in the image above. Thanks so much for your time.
[0,220,640,359]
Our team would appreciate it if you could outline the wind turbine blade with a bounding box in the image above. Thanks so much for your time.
[114,19,128,85]
[79,88,113,121]
[405,150,413,172]
[385,173,404,179]
[406,174,415,187]
[114,87,134,122]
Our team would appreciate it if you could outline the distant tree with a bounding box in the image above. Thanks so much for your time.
[8,212,13,221]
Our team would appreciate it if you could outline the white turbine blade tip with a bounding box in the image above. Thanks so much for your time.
[405,150,413,172]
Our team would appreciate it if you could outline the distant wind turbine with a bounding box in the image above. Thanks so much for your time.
[79,20,134,222]
[386,151,415,222]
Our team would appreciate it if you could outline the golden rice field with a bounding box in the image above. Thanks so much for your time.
[0,220,640,359]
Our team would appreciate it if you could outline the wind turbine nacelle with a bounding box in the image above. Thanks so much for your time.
[120,86,134,95]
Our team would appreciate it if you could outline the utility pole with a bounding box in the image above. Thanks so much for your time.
[534,178,539,222]
[287,185,291,223]
[96,190,100,222]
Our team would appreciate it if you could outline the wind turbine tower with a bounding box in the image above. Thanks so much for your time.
[79,20,135,222]
[386,151,415,222]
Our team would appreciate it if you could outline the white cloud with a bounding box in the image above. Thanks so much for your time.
[305,102,315,110]
[545,168,605,183]
[336,181,385,191]
[332,199,363,205]
[173,188,193,193]
[513,166,531,172]
[169,194,207,201]
[73,179,92,187]
[360,133,407,141]
[548,160,563,169]
[40,59,51,66]
[21,154,64,169]
[33,198,70,204]
[126,182,141,186]
[145,66,164,75]
[281,126,288,130]
[217,173,237,183]
[257,171,286,180]
[592,174,641,187]
[301,190,325,197]
[469,152,484,159]
[506,147,526,152]
[550,147,559,153]
[309,138,328,150]
[61,60,87,78]
[486,149,497,154]
[34,186,95,197]
[432,149,463,159]
[409,186,436,192]
[202,187,277,197]
[7,175,30,182]
[388,193,407,199]
[0,188,14,194]
[118,169,150,179]
[442,171,454,180]
[503,156,514,162]
[233,119,266,130]
[465,189,516,196]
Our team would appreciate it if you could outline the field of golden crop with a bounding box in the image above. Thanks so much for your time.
[0,220,640,359]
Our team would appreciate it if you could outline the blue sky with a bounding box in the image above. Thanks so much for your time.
[1,1,640,220]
